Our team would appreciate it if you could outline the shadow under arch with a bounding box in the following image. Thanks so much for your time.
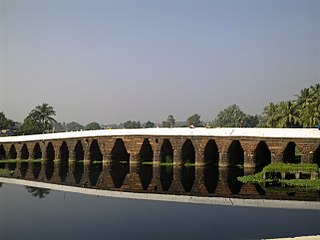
[139,138,153,164]
[45,142,55,180]
[0,145,5,159]
[283,142,300,164]
[181,166,195,192]
[160,139,173,164]
[254,141,271,168]
[138,164,153,190]
[9,144,17,159]
[204,165,219,193]
[89,140,103,186]
[227,140,244,166]
[59,141,69,182]
[111,138,129,164]
[74,140,84,184]
[314,145,320,167]
[33,143,42,160]
[21,144,29,160]
[204,140,219,165]
[181,139,195,165]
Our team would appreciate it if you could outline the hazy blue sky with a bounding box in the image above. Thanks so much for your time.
[1,0,319,124]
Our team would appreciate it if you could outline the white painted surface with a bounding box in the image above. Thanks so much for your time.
[1,177,319,210]
[0,127,319,143]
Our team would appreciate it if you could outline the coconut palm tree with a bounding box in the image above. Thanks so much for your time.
[262,102,279,127]
[274,101,300,128]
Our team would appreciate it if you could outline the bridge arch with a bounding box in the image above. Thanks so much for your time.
[139,138,153,163]
[74,140,84,162]
[228,140,244,166]
[160,139,173,164]
[181,139,195,165]
[89,139,103,162]
[283,142,300,164]
[59,141,69,161]
[314,145,320,167]
[9,145,17,159]
[21,144,29,159]
[111,138,129,164]
[204,139,219,165]
[46,142,55,161]
[0,145,6,159]
[33,143,42,159]
[254,141,271,167]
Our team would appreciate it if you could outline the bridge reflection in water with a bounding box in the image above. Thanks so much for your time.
[1,160,320,203]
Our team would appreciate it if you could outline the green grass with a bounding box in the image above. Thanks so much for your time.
[237,163,320,191]
[0,168,14,176]
[0,159,43,163]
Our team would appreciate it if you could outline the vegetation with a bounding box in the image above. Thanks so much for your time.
[238,163,320,191]
[162,115,176,127]
[25,187,50,199]
[20,103,57,134]
[85,122,101,130]
[0,168,13,176]
[213,104,259,127]
[123,120,141,129]
[187,113,202,127]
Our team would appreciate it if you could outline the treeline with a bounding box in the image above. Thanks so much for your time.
[0,83,319,135]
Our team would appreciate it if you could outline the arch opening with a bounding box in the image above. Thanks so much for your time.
[33,143,42,160]
[283,142,300,164]
[181,166,195,192]
[75,141,84,162]
[139,165,153,190]
[89,140,103,186]
[204,165,219,193]
[160,166,173,191]
[313,145,320,167]
[254,141,271,167]
[160,139,173,164]
[228,141,244,166]
[89,140,103,162]
[0,145,6,159]
[111,139,129,164]
[59,141,69,182]
[21,144,29,160]
[204,140,219,165]
[139,138,153,164]
[46,142,55,161]
[8,145,17,159]
[182,139,195,165]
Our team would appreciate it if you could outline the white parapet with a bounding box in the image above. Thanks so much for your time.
[0,127,319,143]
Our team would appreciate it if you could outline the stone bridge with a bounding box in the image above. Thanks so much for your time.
[0,128,320,168]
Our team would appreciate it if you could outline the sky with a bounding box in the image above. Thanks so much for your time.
[0,0,319,125]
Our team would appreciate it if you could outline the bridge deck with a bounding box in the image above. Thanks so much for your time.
[0,127,319,143]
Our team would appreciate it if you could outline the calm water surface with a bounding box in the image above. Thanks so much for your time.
[0,161,320,240]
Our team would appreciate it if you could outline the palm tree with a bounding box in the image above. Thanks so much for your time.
[295,88,312,109]
[274,101,300,128]
[262,102,278,127]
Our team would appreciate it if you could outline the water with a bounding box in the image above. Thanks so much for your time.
[0,161,320,239]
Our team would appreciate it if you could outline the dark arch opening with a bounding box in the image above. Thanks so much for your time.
[9,145,17,159]
[111,139,129,164]
[33,162,42,179]
[182,139,195,165]
[59,141,69,182]
[45,142,55,180]
[89,140,103,162]
[0,145,6,160]
[75,141,84,161]
[228,141,244,166]
[21,144,29,160]
[204,140,219,165]
[110,163,129,188]
[313,145,320,167]
[139,138,153,164]
[283,142,300,164]
[181,166,195,192]
[46,142,55,161]
[227,167,244,194]
[89,140,103,186]
[20,162,28,177]
[254,141,271,167]
[33,143,42,159]
[139,164,153,190]
[60,141,69,161]
[161,139,173,164]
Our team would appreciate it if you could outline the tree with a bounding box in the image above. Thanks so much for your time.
[25,187,50,199]
[143,121,155,128]
[66,121,84,131]
[274,101,300,128]
[123,120,141,129]
[85,122,101,130]
[262,102,279,127]
[187,113,202,127]
[162,115,175,127]
[0,112,15,130]
[20,103,57,134]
